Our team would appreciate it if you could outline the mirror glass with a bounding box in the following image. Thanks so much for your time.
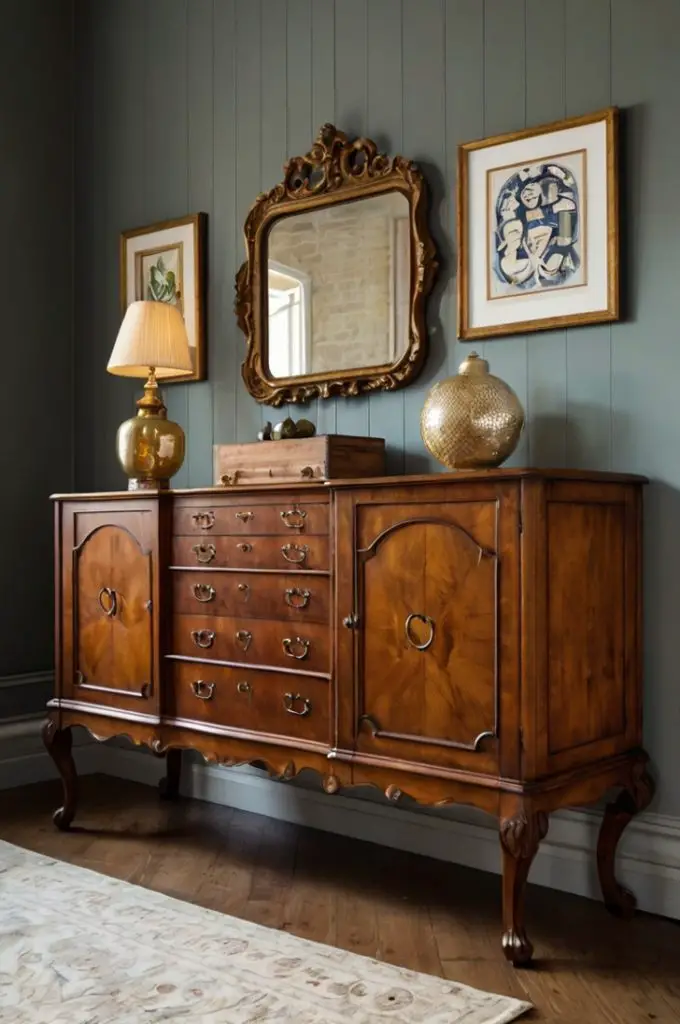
[266,191,410,379]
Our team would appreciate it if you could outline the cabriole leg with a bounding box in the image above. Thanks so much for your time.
[597,755,655,917]
[499,803,549,966]
[42,719,78,831]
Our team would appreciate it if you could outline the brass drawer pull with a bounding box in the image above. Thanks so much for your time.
[191,680,215,701]
[284,587,310,609]
[283,692,312,717]
[235,629,252,652]
[237,582,250,601]
[235,510,253,522]
[191,629,215,649]
[192,543,216,565]
[404,612,435,651]
[236,680,251,694]
[192,511,215,530]
[236,542,252,553]
[281,543,308,565]
[280,507,307,529]
[192,583,216,603]
[282,636,310,660]
[97,587,117,617]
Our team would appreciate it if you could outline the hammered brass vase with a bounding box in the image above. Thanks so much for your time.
[420,352,525,470]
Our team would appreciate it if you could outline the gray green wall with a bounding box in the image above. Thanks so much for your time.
[71,0,680,817]
[0,0,73,716]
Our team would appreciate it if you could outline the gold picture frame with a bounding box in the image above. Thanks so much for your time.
[120,213,207,382]
[457,108,619,340]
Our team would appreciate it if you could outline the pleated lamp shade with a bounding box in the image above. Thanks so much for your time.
[107,300,193,379]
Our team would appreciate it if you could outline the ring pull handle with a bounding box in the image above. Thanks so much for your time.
[235,510,254,522]
[283,692,312,717]
[236,680,251,694]
[192,583,216,603]
[236,542,252,553]
[284,587,310,609]
[191,629,215,649]
[235,629,252,653]
[281,543,308,565]
[192,511,215,530]
[191,680,215,701]
[98,587,117,617]
[404,612,435,651]
[282,636,310,661]
[192,543,216,565]
[237,582,250,601]
[280,507,307,529]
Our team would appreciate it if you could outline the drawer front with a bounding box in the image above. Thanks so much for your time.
[168,661,330,744]
[174,501,329,537]
[172,535,329,571]
[172,572,330,622]
[173,615,330,674]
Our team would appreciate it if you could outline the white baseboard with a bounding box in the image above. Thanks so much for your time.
[3,724,679,921]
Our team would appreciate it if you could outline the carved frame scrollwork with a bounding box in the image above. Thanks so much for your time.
[236,123,439,406]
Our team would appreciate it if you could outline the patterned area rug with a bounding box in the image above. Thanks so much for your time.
[0,839,531,1023]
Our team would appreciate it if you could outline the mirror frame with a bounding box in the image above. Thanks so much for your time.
[236,124,438,406]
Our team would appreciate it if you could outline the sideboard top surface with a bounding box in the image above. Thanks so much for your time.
[50,466,648,502]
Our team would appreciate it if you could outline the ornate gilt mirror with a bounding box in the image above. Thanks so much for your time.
[236,124,438,405]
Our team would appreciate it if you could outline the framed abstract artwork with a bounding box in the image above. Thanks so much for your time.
[457,108,619,340]
[120,213,207,381]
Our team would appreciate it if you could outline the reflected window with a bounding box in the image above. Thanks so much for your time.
[267,261,311,377]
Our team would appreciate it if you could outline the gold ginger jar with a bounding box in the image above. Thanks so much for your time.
[420,352,525,470]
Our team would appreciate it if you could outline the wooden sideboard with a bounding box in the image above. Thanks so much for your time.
[44,468,654,965]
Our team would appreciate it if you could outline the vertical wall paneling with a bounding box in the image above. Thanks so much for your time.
[444,0,484,384]
[564,0,612,470]
[144,0,190,487]
[612,0,680,816]
[401,0,447,474]
[212,0,237,450]
[1,0,73,682]
[186,0,215,487]
[481,0,528,466]
[258,0,288,435]
[285,0,317,431]
[311,0,338,437]
[333,0,370,439]
[234,0,264,444]
[525,0,567,467]
[365,0,405,473]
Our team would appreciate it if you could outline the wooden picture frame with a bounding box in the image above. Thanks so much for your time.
[120,213,207,382]
[457,108,619,340]
[235,124,438,406]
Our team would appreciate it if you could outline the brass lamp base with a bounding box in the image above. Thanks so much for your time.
[115,370,186,491]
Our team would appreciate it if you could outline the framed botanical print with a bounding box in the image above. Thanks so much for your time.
[120,213,207,381]
[457,108,619,340]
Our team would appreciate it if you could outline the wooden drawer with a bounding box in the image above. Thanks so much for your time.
[172,572,330,623]
[172,535,329,571]
[173,500,329,536]
[168,660,330,744]
[172,614,330,675]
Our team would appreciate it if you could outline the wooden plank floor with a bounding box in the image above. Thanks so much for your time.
[2,775,679,1022]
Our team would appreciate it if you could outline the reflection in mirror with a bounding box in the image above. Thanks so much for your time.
[266,192,410,380]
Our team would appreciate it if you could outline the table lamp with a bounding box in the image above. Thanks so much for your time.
[107,300,193,490]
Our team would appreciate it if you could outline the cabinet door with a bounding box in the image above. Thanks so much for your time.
[336,485,519,774]
[58,502,160,715]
